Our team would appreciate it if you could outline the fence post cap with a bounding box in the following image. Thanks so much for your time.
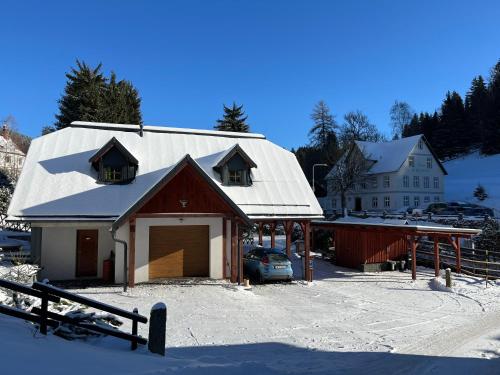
[151,302,166,311]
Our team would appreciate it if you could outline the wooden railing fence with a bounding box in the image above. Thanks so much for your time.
[0,279,147,350]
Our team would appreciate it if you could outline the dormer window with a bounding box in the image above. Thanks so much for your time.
[213,144,257,187]
[89,137,138,184]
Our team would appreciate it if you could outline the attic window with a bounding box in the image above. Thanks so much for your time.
[89,137,138,184]
[418,139,424,149]
[213,144,257,187]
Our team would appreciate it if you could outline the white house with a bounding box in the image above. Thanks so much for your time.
[7,121,322,284]
[0,124,26,178]
[321,135,447,214]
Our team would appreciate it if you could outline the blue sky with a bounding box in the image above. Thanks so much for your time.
[1,0,500,149]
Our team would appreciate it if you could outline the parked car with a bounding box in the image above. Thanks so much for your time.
[243,248,293,283]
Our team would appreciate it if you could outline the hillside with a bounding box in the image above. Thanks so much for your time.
[444,152,500,215]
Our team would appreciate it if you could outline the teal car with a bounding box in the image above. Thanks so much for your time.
[243,248,293,283]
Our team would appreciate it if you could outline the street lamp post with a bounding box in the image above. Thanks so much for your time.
[312,163,329,193]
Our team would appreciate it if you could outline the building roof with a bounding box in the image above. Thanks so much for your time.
[8,122,323,222]
[313,216,481,236]
[328,134,447,176]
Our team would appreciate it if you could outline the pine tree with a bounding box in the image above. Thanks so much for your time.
[55,60,143,130]
[482,60,500,154]
[465,76,489,148]
[437,91,467,158]
[214,103,250,132]
[474,217,500,253]
[473,184,488,201]
[309,101,338,148]
[55,60,106,129]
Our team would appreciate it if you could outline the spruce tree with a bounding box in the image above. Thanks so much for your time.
[55,60,143,130]
[55,60,106,129]
[473,184,488,201]
[482,61,500,154]
[214,103,250,132]
[437,91,466,158]
[309,101,338,148]
[465,76,489,148]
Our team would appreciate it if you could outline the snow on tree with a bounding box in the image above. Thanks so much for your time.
[473,184,488,201]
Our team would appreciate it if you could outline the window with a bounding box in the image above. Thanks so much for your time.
[424,196,430,203]
[427,157,432,169]
[408,156,415,167]
[371,177,378,189]
[434,196,440,202]
[403,196,410,206]
[228,170,243,185]
[434,177,439,189]
[361,182,367,190]
[403,175,409,188]
[413,176,420,188]
[418,139,424,149]
[414,196,420,207]
[332,199,337,209]
[103,167,122,182]
[424,176,430,188]
[372,197,378,208]
[383,176,390,188]
[384,196,390,208]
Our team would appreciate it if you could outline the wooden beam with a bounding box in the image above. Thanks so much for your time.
[434,237,440,277]
[258,222,263,246]
[284,221,294,258]
[455,236,461,274]
[128,216,136,287]
[135,213,226,219]
[411,236,417,281]
[238,226,244,284]
[270,222,276,248]
[230,220,238,283]
[222,218,227,279]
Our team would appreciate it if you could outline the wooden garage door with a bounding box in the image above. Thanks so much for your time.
[149,225,209,279]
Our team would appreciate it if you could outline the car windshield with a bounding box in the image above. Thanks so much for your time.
[263,249,289,262]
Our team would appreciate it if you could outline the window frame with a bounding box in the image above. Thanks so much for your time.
[424,176,430,188]
[413,176,420,188]
[403,196,409,206]
[383,175,390,188]
[433,177,439,189]
[384,196,390,208]
[427,157,432,169]
[414,196,420,207]
[408,156,415,167]
[372,197,378,208]
[403,175,409,188]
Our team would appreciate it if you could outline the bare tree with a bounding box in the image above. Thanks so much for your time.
[389,101,414,139]
[327,145,367,215]
[339,110,384,147]
[309,100,338,148]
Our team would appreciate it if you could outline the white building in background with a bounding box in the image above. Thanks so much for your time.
[322,135,447,214]
[0,124,26,178]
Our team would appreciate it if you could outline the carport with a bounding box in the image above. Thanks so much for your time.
[312,218,481,280]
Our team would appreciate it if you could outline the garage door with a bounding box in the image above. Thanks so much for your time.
[149,225,209,279]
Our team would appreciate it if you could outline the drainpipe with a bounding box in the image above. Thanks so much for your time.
[111,229,128,292]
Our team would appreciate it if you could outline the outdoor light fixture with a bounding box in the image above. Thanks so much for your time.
[179,199,188,208]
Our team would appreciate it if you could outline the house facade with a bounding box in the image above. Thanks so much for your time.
[0,124,26,179]
[8,122,322,285]
[321,135,447,214]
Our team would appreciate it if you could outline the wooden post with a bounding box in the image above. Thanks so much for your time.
[311,228,316,252]
[148,302,167,356]
[222,218,227,279]
[230,220,238,283]
[258,222,263,246]
[284,221,293,258]
[455,237,461,274]
[39,290,48,335]
[131,307,139,350]
[238,225,244,285]
[270,222,276,248]
[303,221,312,282]
[411,236,417,281]
[129,216,136,287]
[433,237,440,277]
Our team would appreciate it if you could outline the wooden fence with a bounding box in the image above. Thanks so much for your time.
[0,278,147,349]
[417,240,500,280]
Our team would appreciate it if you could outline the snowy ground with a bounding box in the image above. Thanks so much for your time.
[1,238,500,374]
[445,151,500,215]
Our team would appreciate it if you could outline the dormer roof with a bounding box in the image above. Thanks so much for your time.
[213,144,257,170]
[88,137,138,166]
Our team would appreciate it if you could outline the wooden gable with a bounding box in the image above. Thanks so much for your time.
[137,163,237,215]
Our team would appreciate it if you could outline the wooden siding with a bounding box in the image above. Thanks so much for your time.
[138,164,235,215]
[335,228,407,269]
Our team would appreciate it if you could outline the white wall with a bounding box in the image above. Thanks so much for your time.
[125,216,224,283]
[34,222,115,281]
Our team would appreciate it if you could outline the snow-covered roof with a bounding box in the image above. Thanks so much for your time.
[8,122,323,222]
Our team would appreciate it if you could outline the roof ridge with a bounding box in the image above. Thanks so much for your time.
[70,121,266,140]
